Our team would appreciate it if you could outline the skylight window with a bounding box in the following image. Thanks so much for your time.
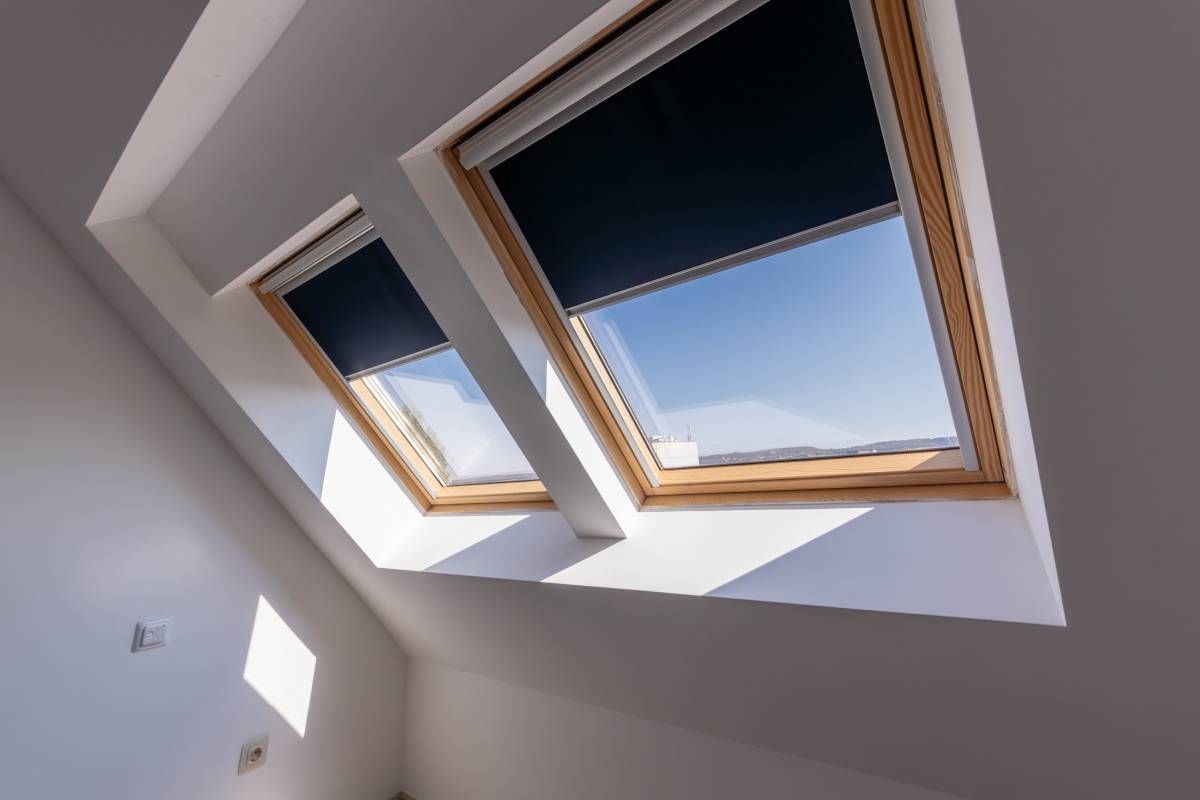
[255,213,547,511]
[445,0,1007,504]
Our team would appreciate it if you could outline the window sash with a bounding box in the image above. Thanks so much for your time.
[253,218,551,511]
[471,0,978,473]
[443,0,1008,504]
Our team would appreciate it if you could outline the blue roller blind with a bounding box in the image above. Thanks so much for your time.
[283,237,448,377]
[489,0,896,310]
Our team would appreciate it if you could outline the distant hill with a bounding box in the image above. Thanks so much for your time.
[698,436,959,466]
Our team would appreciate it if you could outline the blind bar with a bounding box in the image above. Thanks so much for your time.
[342,341,455,381]
[458,0,766,170]
[566,202,902,315]
[260,211,377,295]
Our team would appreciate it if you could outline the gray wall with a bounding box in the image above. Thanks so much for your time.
[401,660,965,800]
[0,178,407,799]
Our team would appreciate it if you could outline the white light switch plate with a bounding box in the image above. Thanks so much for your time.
[132,618,170,652]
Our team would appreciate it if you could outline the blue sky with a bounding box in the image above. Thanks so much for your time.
[388,216,958,461]
[391,347,488,403]
[582,216,958,456]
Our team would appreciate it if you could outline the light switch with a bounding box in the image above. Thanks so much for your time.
[132,618,170,652]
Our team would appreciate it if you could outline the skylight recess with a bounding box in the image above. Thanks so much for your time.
[256,212,548,511]
[445,0,1007,504]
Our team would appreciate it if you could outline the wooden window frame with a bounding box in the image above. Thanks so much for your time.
[252,218,553,514]
[439,0,1010,508]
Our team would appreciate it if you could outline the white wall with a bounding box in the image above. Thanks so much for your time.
[0,167,970,800]
[0,179,407,799]
[401,660,966,800]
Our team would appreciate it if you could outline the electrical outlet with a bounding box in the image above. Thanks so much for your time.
[131,619,170,652]
[238,734,269,775]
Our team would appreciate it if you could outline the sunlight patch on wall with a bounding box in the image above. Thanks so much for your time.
[244,595,316,736]
[321,410,423,565]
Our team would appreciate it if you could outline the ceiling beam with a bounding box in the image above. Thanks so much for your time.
[357,157,636,539]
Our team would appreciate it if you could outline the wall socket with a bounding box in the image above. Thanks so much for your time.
[238,734,269,775]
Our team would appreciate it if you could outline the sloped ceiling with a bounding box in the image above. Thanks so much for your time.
[1,1,1198,799]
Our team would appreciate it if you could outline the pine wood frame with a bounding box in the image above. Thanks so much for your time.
[253,242,553,514]
[440,0,1009,507]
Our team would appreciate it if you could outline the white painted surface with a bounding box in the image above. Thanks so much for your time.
[5,0,1200,798]
[358,167,632,538]
[149,0,614,295]
[91,202,1060,625]
[402,660,967,800]
[0,179,406,799]
[89,0,307,224]
[400,152,645,536]
[652,439,700,468]
[918,0,1060,610]
[243,595,318,737]
[65,0,1062,623]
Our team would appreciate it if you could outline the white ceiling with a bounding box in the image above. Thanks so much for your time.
[2,1,1199,798]
[151,0,614,295]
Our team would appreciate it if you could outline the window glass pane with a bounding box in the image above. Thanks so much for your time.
[367,348,536,485]
[580,216,958,469]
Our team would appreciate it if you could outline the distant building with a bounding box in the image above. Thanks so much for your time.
[651,435,700,468]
